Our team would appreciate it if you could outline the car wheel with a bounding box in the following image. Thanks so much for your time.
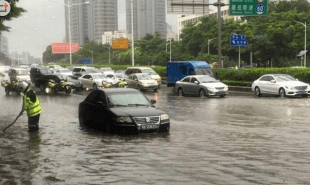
[39,84,45,92]
[93,83,97,90]
[15,88,21,95]
[279,88,286,98]
[255,87,262,97]
[138,85,142,91]
[178,88,184,96]
[5,87,10,94]
[199,89,206,97]
[65,87,72,94]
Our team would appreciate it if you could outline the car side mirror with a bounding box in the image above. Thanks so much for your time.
[90,78,93,80]
[151,100,156,104]
[194,81,199,84]
[270,80,276,83]
[296,79,299,81]
[96,101,106,107]
[134,78,138,81]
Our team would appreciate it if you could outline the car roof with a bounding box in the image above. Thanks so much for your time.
[131,73,150,76]
[83,89,141,103]
[185,75,212,77]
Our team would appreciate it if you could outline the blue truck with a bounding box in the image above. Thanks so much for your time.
[166,61,213,87]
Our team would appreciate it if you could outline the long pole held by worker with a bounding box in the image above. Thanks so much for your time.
[3,112,22,132]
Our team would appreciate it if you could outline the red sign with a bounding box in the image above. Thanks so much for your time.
[52,43,79,54]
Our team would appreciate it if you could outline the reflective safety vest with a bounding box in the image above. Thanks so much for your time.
[23,89,41,117]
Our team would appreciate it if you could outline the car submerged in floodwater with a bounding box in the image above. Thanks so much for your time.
[78,88,170,134]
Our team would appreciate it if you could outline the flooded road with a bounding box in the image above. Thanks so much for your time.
[1,80,310,184]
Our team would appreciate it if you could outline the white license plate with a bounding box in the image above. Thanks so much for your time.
[142,125,157,130]
[218,91,223,94]
[299,90,306,94]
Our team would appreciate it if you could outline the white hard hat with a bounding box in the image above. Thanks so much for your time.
[17,81,29,92]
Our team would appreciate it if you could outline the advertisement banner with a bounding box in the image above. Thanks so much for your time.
[52,43,79,53]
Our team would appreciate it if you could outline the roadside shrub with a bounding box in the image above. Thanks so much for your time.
[222,80,252,87]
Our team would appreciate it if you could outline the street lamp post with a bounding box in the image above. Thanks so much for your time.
[55,0,90,66]
[166,40,172,62]
[295,21,307,67]
[131,0,135,66]
[208,38,217,54]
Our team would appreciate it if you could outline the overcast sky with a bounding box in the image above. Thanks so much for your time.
[2,0,215,58]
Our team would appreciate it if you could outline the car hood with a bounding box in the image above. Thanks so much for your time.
[140,80,157,84]
[277,81,308,86]
[17,75,30,80]
[150,75,161,80]
[60,72,72,76]
[200,82,226,88]
[110,106,164,117]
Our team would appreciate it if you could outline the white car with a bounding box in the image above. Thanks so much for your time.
[79,74,115,90]
[251,74,310,97]
[99,67,114,75]
[174,75,228,97]
[55,68,73,76]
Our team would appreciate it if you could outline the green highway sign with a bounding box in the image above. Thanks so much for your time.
[229,0,268,16]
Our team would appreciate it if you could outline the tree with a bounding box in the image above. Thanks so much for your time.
[0,0,26,33]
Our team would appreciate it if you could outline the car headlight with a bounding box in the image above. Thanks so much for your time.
[206,86,214,90]
[285,86,296,90]
[224,85,228,90]
[116,117,132,123]
[160,114,169,120]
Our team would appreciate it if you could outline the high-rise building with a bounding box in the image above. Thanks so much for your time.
[0,35,9,56]
[65,0,118,45]
[126,0,167,40]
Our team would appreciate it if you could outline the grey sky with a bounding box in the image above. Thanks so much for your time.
[2,0,214,58]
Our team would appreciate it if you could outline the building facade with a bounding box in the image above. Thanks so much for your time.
[177,0,241,40]
[65,0,118,46]
[0,35,9,56]
[126,0,167,40]
[102,31,128,45]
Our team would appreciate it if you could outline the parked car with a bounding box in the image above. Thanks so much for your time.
[30,67,53,83]
[115,70,126,74]
[105,73,127,82]
[174,75,228,97]
[67,75,83,91]
[0,66,10,73]
[78,88,170,133]
[126,73,158,91]
[79,74,114,90]
[8,68,31,83]
[251,74,310,97]
[72,67,102,76]
[66,66,74,71]
[55,68,73,76]
[34,74,68,91]
[99,67,114,75]
[125,67,162,87]
[167,61,214,87]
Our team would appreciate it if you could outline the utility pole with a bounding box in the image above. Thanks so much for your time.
[131,0,134,66]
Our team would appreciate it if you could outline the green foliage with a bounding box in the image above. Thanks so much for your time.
[0,0,26,33]
[214,68,310,84]
[222,80,253,87]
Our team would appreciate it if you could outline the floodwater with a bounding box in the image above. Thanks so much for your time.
[1,77,310,184]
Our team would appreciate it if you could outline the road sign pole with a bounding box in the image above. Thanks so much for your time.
[239,46,240,68]
[217,0,222,68]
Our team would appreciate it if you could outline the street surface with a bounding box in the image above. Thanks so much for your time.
[1,75,310,184]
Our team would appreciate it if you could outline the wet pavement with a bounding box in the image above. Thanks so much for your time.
[1,75,310,184]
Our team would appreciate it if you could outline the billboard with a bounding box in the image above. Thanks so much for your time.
[52,43,79,54]
[167,0,209,15]
[112,39,129,50]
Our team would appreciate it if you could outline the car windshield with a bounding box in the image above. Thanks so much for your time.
[137,74,153,80]
[275,75,297,82]
[16,70,28,75]
[40,69,53,74]
[141,69,157,75]
[87,69,100,73]
[108,92,151,107]
[91,75,104,79]
[197,76,218,83]
[195,68,213,76]
[101,68,112,71]
[115,74,123,78]
[59,69,71,73]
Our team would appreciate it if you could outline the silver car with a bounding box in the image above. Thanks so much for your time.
[174,75,229,97]
[79,74,115,90]
[127,73,158,91]
[251,74,310,97]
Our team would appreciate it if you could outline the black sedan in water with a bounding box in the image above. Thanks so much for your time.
[78,88,170,134]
